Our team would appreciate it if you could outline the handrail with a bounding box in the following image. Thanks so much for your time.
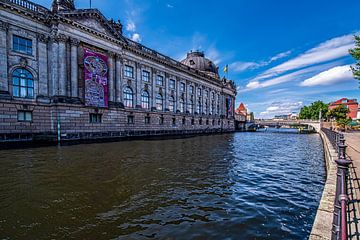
[322,128,351,240]
[3,0,49,14]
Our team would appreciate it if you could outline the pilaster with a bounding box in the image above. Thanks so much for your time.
[0,20,9,94]
[58,34,68,96]
[70,37,80,98]
[37,33,49,96]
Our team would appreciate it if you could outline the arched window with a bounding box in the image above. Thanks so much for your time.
[123,87,134,108]
[179,98,185,113]
[12,68,34,98]
[169,96,175,112]
[188,99,194,114]
[156,93,163,111]
[211,100,215,115]
[141,90,150,109]
[197,99,202,113]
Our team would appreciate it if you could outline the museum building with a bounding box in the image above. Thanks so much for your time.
[0,0,237,143]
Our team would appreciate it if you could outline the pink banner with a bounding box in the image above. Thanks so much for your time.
[84,49,109,107]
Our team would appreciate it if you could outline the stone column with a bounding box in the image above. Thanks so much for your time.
[107,51,115,102]
[135,62,141,108]
[37,34,49,96]
[0,20,9,94]
[70,38,80,98]
[151,69,157,109]
[58,34,68,96]
[115,54,122,103]
[49,33,59,96]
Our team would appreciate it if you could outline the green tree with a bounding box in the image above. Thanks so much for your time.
[299,101,329,120]
[327,105,351,130]
[349,35,360,83]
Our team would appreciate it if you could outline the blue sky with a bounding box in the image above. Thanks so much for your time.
[37,0,360,118]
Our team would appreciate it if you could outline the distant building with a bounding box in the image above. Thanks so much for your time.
[235,103,247,122]
[329,98,358,120]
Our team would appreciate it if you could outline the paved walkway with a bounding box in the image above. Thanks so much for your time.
[344,132,360,240]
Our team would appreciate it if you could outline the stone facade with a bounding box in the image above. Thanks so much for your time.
[0,0,237,143]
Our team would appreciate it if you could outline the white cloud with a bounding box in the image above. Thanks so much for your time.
[206,47,222,65]
[229,50,291,73]
[259,101,303,119]
[131,33,141,42]
[300,65,354,87]
[126,21,136,32]
[166,3,174,8]
[257,33,356,80]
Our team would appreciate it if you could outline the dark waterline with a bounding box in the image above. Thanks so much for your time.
[0,132,325,239]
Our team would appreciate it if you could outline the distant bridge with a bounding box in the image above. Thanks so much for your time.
[252,120,321,132]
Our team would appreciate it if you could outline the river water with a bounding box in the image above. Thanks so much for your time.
[0,131,325,239]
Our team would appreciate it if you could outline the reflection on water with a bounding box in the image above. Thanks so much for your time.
[0,132,325,239]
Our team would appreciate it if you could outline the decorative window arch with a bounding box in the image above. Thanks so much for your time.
[12,68,34,98]
[141,90,150,109]
[169,95,175,112]
[156,93,164,111]
[123,87,134,108]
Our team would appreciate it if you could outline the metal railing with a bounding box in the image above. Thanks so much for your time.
[322,128,352,240]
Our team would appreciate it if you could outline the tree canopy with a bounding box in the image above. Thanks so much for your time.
[327,105,351,129]
[349,35,360,84]
[299,101,329,120]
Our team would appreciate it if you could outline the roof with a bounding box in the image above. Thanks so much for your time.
[180,51,219,79]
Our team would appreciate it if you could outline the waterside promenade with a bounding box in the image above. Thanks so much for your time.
[310,129,360,240]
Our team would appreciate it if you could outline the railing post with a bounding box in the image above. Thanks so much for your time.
[334,133,351,240]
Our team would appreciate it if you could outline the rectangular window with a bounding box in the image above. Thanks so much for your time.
[127,115,135,124]
[172,117,176,126]
[169,79,175,89]
[17,110,32,122]
[124,65,134,78]
[182,117,186,125]
[145,116,151,124]
[191,118,195,125]
[206,119,209,125]
[180,82,185,92]
[189,85,194,94]
[159,116,164,125]
[156,75,164,86]
[13,35,32,55]
[199,118,202,125]
[89,113,102,123]
[142,70,150,82]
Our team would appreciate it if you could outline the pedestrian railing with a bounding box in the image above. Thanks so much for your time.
[322,128,352,240]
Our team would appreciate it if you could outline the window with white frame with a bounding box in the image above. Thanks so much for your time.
[180,82,185,92]
[142,70,150,82]
[169,96,175,112]
[12,68,34,98]
[124,65,134,78]
[156,93,164,111]
[179,98,185,113]
[141,90,150,109]
[169,79,175,89]
[13,35,32,55]
[156,75,164,86]
[123,87,134,108]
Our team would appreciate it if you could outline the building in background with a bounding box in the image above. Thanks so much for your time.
[0,0,237,143]
[329,98,358,120]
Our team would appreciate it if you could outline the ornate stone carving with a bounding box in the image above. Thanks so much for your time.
[107,51,115,58]
[70,38,80,46]
[115,53,122,62]
[0,20,9,31]
[37,33,49,43]
[57,34,68,42]
[19,57,28,67]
